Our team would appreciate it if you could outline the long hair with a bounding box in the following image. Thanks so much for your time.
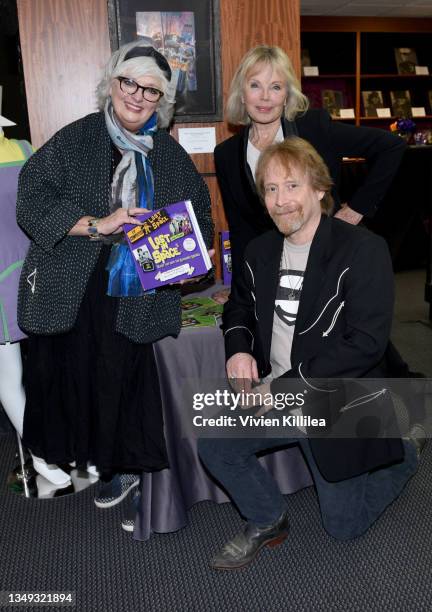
[96,40,176,128]
[255,137,334,215]
[226,45,309,125]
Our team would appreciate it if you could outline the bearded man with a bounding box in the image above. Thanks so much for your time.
[198,137,422,570]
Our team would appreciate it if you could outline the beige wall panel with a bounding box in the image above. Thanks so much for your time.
[17,0,111,148]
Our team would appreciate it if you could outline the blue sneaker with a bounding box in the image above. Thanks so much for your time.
[94,473,139,508]
[121,488,141,533]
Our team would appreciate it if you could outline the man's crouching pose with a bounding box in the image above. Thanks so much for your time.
[198,137,421,570]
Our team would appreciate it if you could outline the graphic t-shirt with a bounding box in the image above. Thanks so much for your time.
[268,238,311,379]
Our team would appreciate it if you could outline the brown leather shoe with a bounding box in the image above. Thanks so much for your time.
[210,510,290,570]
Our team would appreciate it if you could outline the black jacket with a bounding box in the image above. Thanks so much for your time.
[17,112,213,343]
[223,215,404,481]
[214,109,406,278]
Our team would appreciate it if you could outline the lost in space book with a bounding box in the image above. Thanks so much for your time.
[123,200,211,291]
[220,230,232,286]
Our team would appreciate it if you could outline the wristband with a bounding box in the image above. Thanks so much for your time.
[87,218,101,240]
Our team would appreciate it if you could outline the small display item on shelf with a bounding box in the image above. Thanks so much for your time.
[390,90,413,118]
[394,47,418,75]
[301,48,311,68]
[321,89,343,118]
[362,91,385,117]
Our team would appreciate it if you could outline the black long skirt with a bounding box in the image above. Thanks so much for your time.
[22,247,168,475]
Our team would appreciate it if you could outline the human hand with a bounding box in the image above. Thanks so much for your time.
[97,207,148,236]
[178,249,215,285]
[212,288,230,304]
[226,353,259,393]
[235,381,273,413]
[334,203,363,226]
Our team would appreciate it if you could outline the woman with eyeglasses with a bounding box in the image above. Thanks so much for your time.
[16,41,213,526]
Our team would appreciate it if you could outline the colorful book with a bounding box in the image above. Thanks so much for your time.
[220,231,232,286]
[181,313,218,328]
[181,297,218,312]
[181,296,223,327]
[123,200,211,291]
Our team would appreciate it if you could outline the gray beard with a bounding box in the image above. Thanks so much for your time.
[273,210,304,237]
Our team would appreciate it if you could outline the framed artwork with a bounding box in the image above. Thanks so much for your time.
[321,89,343,118]
[361,90,384,117]
[107,0,222,122]
[390,90,412,118]
[394,48,418,75]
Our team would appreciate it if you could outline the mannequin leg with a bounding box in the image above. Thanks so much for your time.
[0,342,71,486]
[0,342,26,435]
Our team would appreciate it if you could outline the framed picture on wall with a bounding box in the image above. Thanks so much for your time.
[107,0,222,122]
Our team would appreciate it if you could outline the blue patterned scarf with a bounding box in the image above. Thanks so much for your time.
[104,100,157,296]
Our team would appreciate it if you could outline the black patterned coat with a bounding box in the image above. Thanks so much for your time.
[17,112,213,343]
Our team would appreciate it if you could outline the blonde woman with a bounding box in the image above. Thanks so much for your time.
[215,45,405,279]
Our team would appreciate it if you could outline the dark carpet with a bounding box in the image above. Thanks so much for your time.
[0,432,431,612]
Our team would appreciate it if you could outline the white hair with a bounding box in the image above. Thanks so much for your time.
[96,41,176,128]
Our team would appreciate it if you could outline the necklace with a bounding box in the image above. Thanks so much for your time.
[281,241,304,299]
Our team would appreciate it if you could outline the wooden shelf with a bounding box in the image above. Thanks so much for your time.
[302,74,356,79]
[301,16,432,33]
[301,16,432,127]
[361,115,432,120]
[361,74,431,79]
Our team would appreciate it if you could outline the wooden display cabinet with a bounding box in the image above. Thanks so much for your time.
[301,17,432,129]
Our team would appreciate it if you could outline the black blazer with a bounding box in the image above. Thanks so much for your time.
[223,215,404,481]
[214,109,406,278]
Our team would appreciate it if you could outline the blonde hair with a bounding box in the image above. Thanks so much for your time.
[255,137,334,215]
[96,40,176,128]
[226,45,309,125]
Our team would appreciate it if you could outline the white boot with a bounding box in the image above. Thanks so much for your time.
[31,454,71,487]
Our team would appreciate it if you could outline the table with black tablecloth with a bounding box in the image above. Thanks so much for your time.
[133,288,312,541]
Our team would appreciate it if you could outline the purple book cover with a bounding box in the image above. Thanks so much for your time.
[220,231,232,286]
[123,200,211,291]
